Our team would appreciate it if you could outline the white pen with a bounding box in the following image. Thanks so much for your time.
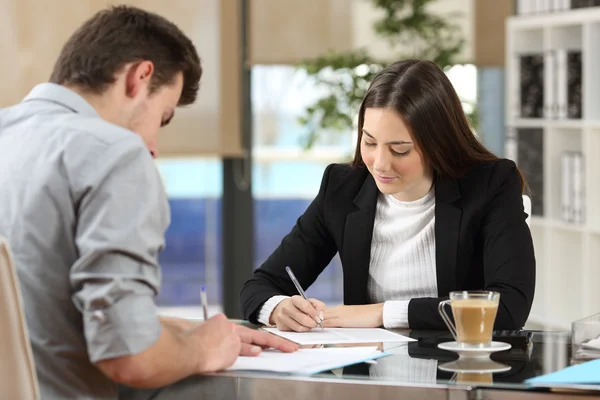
[285,266,324,329]
[200,285,209,321]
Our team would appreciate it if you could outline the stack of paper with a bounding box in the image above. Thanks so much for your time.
[574,336,600,360]
[262,327,416,345]
[581,337,600,353]
[227,346,387,374]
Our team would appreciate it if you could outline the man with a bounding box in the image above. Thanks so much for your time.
[0,5,297,399]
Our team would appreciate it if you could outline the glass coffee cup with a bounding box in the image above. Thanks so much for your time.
[455,371,493,384]
[438,291,500,348]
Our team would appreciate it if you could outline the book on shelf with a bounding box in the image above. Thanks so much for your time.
[561,151,585,224]
[567,50,583,119]
[544,50,556,119]
[517,0,600,15]
[518,53,544,119]
[556,50,568,119]
[561,151,573,221]
[506,127,545,216]
[547,49,583,119]
[517,0,570,14]
[520,49,582,120]
[572,0,600,9]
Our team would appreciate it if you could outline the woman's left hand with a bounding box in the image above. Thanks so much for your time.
[322,304,384,328]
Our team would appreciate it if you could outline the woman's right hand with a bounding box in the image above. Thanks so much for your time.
[270,295,326,332]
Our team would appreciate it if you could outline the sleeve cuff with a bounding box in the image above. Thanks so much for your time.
[83,293,162,363]
[383,300,411,329]
[257,295,290,326]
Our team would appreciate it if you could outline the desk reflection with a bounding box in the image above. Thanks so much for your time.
[120,330,577,400]
[338,330,540,387]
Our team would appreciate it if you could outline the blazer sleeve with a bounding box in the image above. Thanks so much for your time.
[479,161,536,329]
[408,160,536,330]
[240,164,339,323]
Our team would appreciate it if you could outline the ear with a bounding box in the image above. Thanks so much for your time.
[124,61,155,99]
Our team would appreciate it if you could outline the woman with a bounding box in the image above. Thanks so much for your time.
[240,59,535,332]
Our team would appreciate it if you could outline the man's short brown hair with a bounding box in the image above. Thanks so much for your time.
[49,5,201,106]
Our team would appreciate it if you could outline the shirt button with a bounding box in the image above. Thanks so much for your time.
[92,310,107,323]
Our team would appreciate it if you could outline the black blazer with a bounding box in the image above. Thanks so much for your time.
[240,159,536,330]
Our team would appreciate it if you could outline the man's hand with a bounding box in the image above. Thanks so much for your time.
[185,314,299,374]
[160,315,198,333]
[96,314,297,387]
[323,304,384,328]
[186,314,242,373]
[234,325,299,355]
[270,296,326,332]
[96,313,242,387]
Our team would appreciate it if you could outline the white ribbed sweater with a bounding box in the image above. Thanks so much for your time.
[258,189,437,329]
[368,189,437,328]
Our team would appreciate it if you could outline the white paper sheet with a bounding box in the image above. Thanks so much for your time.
[581,337,600,351]
[227,346,385,374]
[262,327,416,345]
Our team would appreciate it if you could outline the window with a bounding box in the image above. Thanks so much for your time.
[445,63,478,133]
[154,158,223,312]
[251,65,350,305]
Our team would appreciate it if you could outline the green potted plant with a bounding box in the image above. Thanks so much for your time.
[297,0,470,149]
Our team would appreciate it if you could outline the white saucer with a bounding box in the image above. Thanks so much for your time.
[438,358,511,374]
[437,341,512,358]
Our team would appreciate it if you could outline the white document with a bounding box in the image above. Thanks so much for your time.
[228,346,385,374]
[263,327,416,345]
[582,337,600,351]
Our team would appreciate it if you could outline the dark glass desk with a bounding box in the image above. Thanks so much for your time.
[122,328,599,400]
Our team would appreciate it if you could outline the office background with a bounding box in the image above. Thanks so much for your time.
[2,0,595,331]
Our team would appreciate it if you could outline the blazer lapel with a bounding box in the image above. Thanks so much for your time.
[434,177,462,297]
[342,175,378,305]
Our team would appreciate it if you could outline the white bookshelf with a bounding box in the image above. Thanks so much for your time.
[506,7,600,331]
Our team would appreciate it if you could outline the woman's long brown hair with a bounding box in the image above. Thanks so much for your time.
[352,59,526,192]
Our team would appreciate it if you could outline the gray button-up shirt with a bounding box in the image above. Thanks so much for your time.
[0,83,170,399]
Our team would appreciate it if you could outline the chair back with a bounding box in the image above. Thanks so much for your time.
[523,195,532,227]
[0,237,39,400]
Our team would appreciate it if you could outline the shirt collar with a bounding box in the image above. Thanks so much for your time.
[22,83,100,118]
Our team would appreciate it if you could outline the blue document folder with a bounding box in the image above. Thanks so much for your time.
[526,359,600,386]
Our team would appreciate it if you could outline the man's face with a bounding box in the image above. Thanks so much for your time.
[125,73,183,158]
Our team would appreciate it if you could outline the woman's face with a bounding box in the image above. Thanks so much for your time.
[361,107,433,201]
